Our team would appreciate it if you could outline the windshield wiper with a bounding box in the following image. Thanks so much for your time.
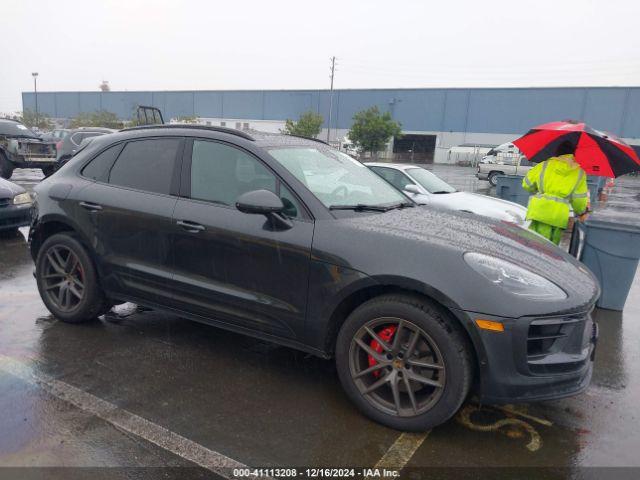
[431,190,455,194]
[329,204,390,212]
[385,202,415,210]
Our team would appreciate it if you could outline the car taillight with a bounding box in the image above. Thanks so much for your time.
[56,141,62,151]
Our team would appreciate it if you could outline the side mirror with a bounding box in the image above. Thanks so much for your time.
[403,184,421,195]
[236,190,292,229]
[236,189,285,214]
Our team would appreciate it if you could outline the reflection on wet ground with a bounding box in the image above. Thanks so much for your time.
[0,167,639,476]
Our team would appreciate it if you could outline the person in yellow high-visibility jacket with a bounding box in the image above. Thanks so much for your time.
[522,141,589,245]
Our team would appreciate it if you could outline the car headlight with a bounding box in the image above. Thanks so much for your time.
[463,252,567,300]
[13,192,32,205]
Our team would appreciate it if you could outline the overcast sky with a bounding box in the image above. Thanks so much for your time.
[2,0,639,112]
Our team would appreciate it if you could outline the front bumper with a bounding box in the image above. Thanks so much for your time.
[476,172,489,180]
[0,203,32,230]
[457,309,597,404]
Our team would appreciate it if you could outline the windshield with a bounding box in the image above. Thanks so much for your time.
[0,121,39,138]
[269,147,406,208]
[407,168,456,193]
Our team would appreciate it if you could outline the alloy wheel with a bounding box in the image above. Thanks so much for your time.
[349,317,446,417]
[41,245,85,312]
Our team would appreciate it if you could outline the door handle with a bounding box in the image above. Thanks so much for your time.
[176,220,205,233]
[79,201,102,212]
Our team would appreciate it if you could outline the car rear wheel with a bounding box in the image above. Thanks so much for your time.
[35,233,110,323]
[488,172,502,186]
[336,294,472,431]
[0,154,14,179]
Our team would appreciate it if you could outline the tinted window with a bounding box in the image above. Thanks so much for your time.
[190,140,301,218]
[370,167,413,191]
[81,144,122,181]
[108,138,180,194]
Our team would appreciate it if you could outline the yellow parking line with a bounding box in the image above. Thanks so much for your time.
[374,431,430,470]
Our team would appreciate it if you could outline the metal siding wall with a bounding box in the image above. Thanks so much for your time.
[390,90,446,131]
[334,90,393,129]
[621,89,640,139]
[441,90,470,132]
[78,92,101,113]
[194,92,223,118]
[582,88,628,133]
[466,88,586,134]
[263,91,315,120]
[19,88,640,138]
[222,91,264,119]
[53,92,82,118]
[101,92,153,119]
[164,92,195,119]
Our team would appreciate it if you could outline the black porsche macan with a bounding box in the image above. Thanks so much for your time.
[29,125,599,430]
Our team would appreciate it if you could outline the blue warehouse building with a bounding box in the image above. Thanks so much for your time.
[22,87,640,163]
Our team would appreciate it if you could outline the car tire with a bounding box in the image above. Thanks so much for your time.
[0,153,14,179]
[35,233,110,323]
[336,294,473,431]
[488,172,502,186]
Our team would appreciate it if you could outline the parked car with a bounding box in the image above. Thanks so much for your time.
[477,145,534,186]
[56,127,116,167]
[366,162,528,226]
[0,176,32,232]
[41,129,70,143]
[29,126,599,431]
[0,119,57,179]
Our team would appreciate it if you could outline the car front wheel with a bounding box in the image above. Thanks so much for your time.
[488,172,502,186]
[35,233,110,323]
[336,294,472,431]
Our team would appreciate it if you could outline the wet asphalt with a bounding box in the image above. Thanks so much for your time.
[0,166,639,478]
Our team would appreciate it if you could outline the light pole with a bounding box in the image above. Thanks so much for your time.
[326,56,336,143]
[32,72,39,127]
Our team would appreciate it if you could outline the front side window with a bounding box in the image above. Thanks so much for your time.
[268,147,406,208]
[407,168,456,194]
[370,167,414,191]
[108,138,181,195]
[190,140,301,218]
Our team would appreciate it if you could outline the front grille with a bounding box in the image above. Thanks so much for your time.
[527,314,591,375]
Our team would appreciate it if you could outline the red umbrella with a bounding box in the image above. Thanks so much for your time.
[513,120,640,177]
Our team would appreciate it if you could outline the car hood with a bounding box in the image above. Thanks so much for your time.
[0,177,25,199]
[426,191,528,223]
[338,206,599,307]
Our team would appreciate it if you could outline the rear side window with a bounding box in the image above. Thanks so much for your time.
[81,144,122,181]
[108,138,181,195]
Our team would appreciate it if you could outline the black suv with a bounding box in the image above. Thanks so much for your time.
[29,126,599,430]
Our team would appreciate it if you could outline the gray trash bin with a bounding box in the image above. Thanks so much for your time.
[570,212,640,311]
[496,174,529,207]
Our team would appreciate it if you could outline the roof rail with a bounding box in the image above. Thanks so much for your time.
[120,124,255,141]
[285,134,330,145]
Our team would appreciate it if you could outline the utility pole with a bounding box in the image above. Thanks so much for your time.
[326,56,336,143]
[32,72,39,127]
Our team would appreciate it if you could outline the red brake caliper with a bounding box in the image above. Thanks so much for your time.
[368,325,397,377]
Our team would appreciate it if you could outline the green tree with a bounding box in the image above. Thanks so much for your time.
[18,109,54,130]
[348,106,402,158]
[282,111,324,138]
[69,110,123,129]
[176,115,198,124]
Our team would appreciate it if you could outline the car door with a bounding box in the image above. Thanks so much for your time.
[78,137,184,303]
[168,138,314,340]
